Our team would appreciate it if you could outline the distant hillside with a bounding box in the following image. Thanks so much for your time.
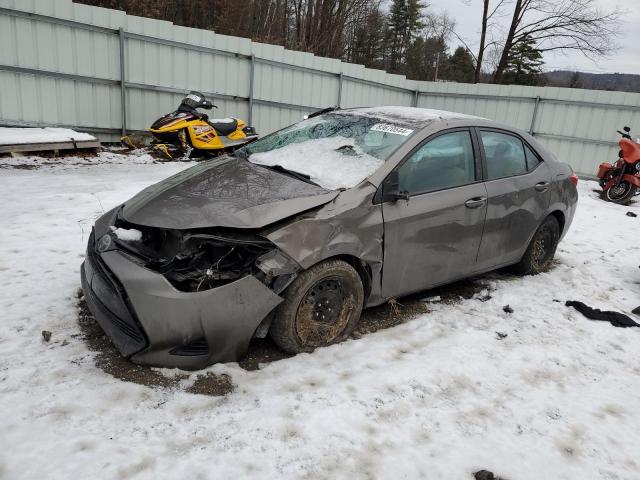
[545,71,640,93]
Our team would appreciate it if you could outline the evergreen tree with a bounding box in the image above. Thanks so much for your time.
[447,46,475,83]
[385,0,425,73]
[405,36,447,81]
[348,5,386,68]
[501,37,545,86]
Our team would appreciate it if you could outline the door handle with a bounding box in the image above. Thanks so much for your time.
[464,196,487,208]
[535,181,550,192]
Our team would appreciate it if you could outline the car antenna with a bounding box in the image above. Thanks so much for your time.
[304,106,339,120]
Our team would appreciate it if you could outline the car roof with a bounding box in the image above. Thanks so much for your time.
[341,106,486,128]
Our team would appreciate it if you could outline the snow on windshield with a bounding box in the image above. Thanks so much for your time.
[248,136,384,190]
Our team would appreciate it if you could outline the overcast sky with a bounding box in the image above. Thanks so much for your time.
[425,0,640,74]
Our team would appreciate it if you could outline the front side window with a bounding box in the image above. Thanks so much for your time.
[397,130,476,195]
[480,131,528,179]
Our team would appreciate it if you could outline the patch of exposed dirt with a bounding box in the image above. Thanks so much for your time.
[429,277,493,303]
[186,373,234,396]
[76,277,492,393]
[24,148,101,158]
[239,338,293,371]
[76,291,231,396]
[0,145,208,169]
[1,149,101,169]
[77,292,185,388]
[0,163,39,170]
[355,293,431,336]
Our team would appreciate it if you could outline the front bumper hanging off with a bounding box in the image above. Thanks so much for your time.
[81,232,283,370]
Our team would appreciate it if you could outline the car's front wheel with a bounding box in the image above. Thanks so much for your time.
[270,259,364,354]
[511,215,560,275]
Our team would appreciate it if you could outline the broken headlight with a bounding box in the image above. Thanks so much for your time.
[152,231,275,292]
[107,218,299,293]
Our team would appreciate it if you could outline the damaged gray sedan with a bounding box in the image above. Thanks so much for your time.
[81,106,578,369]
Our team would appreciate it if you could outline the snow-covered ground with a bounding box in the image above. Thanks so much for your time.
[0,153,639,480]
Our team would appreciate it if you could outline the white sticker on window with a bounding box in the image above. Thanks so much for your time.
[186,94,202,102]
[370,123,414,136]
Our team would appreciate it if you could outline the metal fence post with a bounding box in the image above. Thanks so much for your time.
[337,73,343,107]
[529,96,540,135]
[248,54,255,125]
[118,28,127,137]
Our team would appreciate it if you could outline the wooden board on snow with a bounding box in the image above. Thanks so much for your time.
[0,127,100,153]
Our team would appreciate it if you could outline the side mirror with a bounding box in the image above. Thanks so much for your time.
[383,170,410,202]
[624,126,631,132]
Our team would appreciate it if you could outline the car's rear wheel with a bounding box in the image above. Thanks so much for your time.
[270,259,364,354]
[511,215,560,275]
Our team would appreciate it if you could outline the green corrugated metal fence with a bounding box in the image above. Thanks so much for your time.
[2,0,640,175]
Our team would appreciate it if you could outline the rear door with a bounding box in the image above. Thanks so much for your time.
[381,128,488,299]
[474,129,552,271]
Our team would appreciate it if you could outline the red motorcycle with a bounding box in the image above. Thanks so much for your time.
[597,126,640,204]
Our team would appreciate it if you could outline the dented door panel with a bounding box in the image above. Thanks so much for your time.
[380,183,488,299]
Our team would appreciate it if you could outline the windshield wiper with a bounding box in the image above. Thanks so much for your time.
[256,164,321,187]
[304,106,339,119]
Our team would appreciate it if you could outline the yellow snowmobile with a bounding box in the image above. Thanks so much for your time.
[145,92,258,159]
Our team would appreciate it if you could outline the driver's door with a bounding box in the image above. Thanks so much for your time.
[380,129,488,299]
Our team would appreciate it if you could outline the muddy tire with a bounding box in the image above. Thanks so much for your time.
[270,259,364,354]
[605,182,637,205]
[511,215,560,275]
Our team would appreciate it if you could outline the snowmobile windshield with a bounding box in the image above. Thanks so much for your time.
[239,113,416,190]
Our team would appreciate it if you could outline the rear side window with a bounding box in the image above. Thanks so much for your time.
[480,131,527,179]
[524,144,542,171]
[398,130,476,195]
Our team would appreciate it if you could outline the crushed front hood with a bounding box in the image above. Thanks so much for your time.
[121,157,338,229]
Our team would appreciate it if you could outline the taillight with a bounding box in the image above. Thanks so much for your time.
[570,173,579,187]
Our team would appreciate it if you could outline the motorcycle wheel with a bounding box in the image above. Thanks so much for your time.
[605,181,637,204]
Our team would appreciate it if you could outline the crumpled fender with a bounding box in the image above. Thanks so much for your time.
[265,183,385,306]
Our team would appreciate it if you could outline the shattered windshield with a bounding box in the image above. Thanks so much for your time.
[238,113,415,190]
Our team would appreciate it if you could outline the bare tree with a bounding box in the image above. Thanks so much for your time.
[74,0,380,60]
[473,0,509,82]
[476,0,490,82]
[491,0,622,83]
[424,11,456,41]
[461,0,507,82]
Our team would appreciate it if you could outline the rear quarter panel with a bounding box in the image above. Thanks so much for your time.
[551,170,578,240]
[536,143,578,240]
[511,132,577,240]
